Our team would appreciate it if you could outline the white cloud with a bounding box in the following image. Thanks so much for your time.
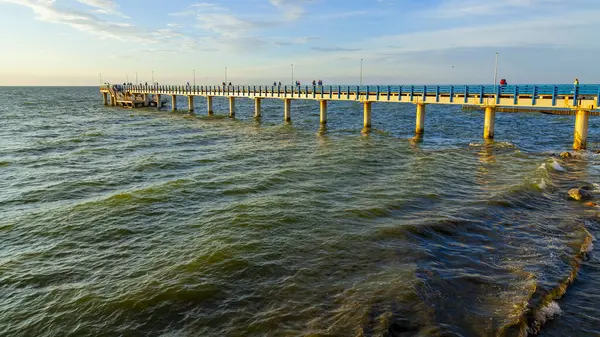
[429,0,576,18]
[0,0,173,43]
[76,0,126,17]
[268,0,312,20]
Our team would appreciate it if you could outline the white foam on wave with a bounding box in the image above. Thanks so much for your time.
[550,159,566,172]
[528,301,562,335]
[537,179,547,190]
[535,301,562,324]
[538,163,547,171]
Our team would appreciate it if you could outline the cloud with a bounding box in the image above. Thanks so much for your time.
[268,0,312,20]
[311,46,362,52]
[76,0,127,17]
[0,0,172,43]
[428,0,571,18]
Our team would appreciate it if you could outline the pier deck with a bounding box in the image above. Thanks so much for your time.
[100,84,600,150]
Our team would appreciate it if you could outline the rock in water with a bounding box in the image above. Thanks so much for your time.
[568,188,592,201]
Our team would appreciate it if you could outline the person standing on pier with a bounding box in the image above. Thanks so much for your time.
[574,78,579,86]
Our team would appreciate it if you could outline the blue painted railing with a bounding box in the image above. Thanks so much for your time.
[109,84,599,95]
[106,84,599,107]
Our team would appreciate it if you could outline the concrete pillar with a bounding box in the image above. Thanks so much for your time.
[187,95,194,112]
[320,100,328,124]
[573,109,590,150]
[363,102,372,128]
[171,95,177,111]
[483,106,496,139]
[156,94,161,109]
[284,99,291,122]
[415,103,426,134]
[229,97,236,117]
[207,96,213,115]
[143,94,149,107]
[254,98,262,118]
[102,92,108,105]
[111,95,116,106]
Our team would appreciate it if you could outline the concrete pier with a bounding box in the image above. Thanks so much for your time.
[483,106,496,139]
[416,103,426,134]
[320,100,327,124]
[573,109,590,150]
[100,83,600,146]
[254,98,261,118]
[207,96,213,115]
[187,95,194,112]
[156,94,161,109]
[284,99,291,122]
[364,102,372,128]
[229,97,236,117]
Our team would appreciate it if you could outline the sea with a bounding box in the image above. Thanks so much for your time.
[1,86,600,336]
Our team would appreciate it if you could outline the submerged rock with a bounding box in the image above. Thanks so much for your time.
[568,188,592,201]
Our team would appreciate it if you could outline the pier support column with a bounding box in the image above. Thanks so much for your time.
[143,94,149,107]
[254,98,261,118]
[229,97,236,117]
[110,95,116,106]
[363,102,372,128]
[187,95,194,112]
[483,106,496,139]
[171,95,177,111]
[156,94,161,109]
[320,100,328,124]
[416,103,426,134]
[207,96,214,115]
[102,92,108,105]
[284,99,291,122]
[573,109,590,150]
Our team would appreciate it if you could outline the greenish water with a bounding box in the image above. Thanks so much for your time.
[1,86,600,336]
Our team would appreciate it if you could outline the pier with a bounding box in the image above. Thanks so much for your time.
[100,84,600,150]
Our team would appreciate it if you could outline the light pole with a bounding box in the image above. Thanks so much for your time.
[135,72,138,85]
[291,64,294,85]
[99,72,102,85]
[360,58,363,86]
[493,52,499,85]
[152,71,154,84]
[225,67,228,84]
[193,69,196,86]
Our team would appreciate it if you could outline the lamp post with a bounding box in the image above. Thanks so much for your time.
[193,69,196,86]
[135,72,138,85]
[152,70,154,84]
[291,63,294,85]
[493,52,499,85]
[99,72,102,85]
[360,58,363,86]
[225,67,228,84]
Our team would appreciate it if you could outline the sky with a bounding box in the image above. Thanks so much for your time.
[1,0,600,85]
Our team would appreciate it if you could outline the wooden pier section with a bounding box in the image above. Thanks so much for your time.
[100,84,600,150]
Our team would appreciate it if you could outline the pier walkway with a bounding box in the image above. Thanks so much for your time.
[100,84,600,150]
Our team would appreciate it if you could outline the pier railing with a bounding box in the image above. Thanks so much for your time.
[102,84,599,108]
